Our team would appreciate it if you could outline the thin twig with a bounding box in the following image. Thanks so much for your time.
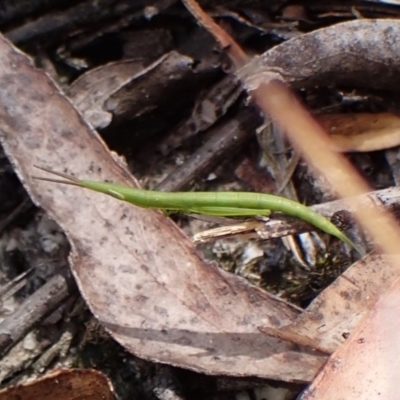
[181,0,249,68]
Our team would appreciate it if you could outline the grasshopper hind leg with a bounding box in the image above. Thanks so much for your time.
[185,206,272,217]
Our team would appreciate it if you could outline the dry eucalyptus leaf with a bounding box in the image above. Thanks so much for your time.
[67,60,144,129]
[299,274,400,400]
[260,254,400,354]
[238,19,400,91]
[104,51,195,122]
[318,113,400,152]
[68,51,196,130]
[0,35,326,382]
[0,369,115,400]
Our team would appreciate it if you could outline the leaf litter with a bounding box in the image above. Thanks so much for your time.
[1,11,400,393]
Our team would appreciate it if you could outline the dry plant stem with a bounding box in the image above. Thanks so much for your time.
[0,273,76,357]
[0,198,33,234]
[181,0,249,68]
[252,80,400,254]
[157,108,259,191]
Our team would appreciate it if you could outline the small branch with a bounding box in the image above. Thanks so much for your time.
[0,273,76,357]
[181,0,249,68]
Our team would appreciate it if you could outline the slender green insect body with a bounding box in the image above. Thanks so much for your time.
[34,166,363,254]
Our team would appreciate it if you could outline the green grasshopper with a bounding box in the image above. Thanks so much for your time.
[34,166,363,255]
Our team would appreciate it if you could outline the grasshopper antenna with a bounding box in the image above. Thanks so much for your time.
[32,165,82,187]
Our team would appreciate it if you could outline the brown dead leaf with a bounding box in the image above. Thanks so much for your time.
[0,369,115,400]
[67,60,144,129]
[68,52,197,131]
[300,272,400,400]
[260,254,400,354]
[0,35,326,382]
[318,113,400,152]
[103,51,195,122]
[238,19,400,92]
